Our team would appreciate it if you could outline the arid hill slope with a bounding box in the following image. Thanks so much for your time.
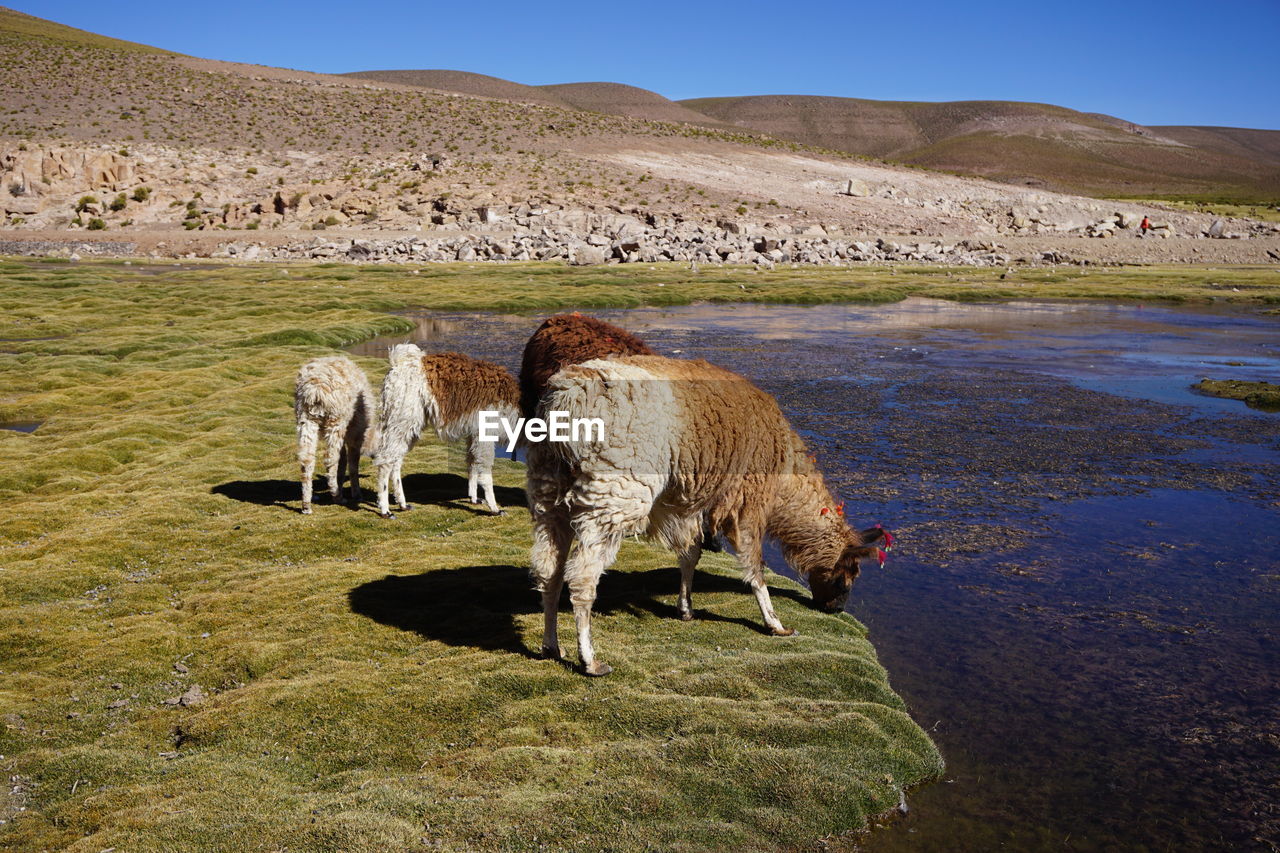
[342,69,572,107]
[1,5,1276,266]
[537,82,731,127]
[683,95,1280,200]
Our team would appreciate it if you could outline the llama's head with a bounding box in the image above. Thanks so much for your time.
[807,527,891,613]
[388,342,424,368]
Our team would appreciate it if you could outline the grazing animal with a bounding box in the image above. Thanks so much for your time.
[375,344,520,517]
[294,355,378,514]
[526,355,888,675]
[518,313,654,418]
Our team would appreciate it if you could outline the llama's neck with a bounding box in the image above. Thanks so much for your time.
[766,463,852,577]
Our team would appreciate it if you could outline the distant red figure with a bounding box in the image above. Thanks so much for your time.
[1139,216,1152,236]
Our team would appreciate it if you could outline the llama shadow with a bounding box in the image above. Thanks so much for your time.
[210,473,526,516]
[398,472,527,516]
[347,563,812,660]
[212,478,309,510]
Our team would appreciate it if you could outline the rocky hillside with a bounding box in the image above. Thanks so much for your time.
[1,6,1276,266]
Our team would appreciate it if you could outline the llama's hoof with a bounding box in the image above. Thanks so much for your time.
[584,661,613,677]
[300,504,312,515]
[398,503,411,511]
[493,509,508,517]
[771,626,797,637]
[541,645,561,660]
[379,511,394,520]
[679,610,694,622]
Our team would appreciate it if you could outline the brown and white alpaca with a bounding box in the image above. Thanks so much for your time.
[295,355,378,514]
[526,354,888,676]
[518,313,655,418]
[375,343,520,517]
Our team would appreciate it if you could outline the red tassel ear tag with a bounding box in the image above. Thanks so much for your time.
[875,523,895,551]
[877,548,888,568]
[820,507,830,516]
[836,501,845,517]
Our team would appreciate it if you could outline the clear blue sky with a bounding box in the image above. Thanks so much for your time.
[13,0,1280,128]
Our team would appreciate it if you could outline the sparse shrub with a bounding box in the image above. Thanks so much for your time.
[132,186,151,202]
[87,218,106,230]
[246,167,258,175]
[736,205,748,215]
[76,195,98,212]
[246,219,260,230]
[109,194,127,212]
[323,215,339,226]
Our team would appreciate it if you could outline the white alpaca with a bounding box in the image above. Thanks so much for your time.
[294,355,378,514]
[375,343,520,518]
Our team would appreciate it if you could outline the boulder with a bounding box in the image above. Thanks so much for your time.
[568,244,607,266]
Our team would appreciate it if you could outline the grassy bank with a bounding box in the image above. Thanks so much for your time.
[3,258,1279,850]
[0,259,960,852]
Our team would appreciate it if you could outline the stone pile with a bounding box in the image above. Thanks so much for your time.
[218,230,1016,267]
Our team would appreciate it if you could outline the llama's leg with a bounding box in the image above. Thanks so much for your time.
[298,419,319,514]
[565,521,624,676]
[375,430,413,518]
[735,537,793,636]
[375,457,395,518]
[323,426,345,503]
[471,437,502,515]
[677,543,702,621]
[393,457,409,510]
[465,442,480,504]
[530,502,572,659]
[345,432,363,502]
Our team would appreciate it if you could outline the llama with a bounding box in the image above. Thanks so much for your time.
[520,313,729,556]
[295,355,378,514]
[375,344,520,517]
[526,355,889,676]
[518,313,655,418]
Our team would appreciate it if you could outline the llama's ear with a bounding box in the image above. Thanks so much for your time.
[837,542,876,576]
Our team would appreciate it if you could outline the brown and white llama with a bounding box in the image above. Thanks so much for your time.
[295,355,378,514]
[518,313,655,418]
[375,343,520,517]
[525,354,889,676]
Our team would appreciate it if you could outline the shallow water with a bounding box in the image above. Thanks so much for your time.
[0,421,40,433]
[355,299,1280,850]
